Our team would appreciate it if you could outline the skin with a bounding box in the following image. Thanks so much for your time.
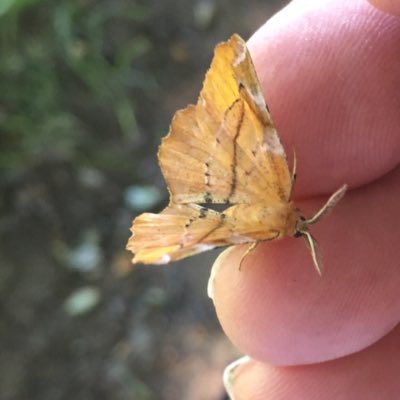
[368,0,400,15]
[210,0,400,398]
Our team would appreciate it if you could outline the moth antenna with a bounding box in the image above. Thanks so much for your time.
[301,231,323,275]
[305,184,347,225]
[291,148,297,182]
[288,147,297,199]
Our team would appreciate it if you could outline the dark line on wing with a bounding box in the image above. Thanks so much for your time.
[238,80,271,126]
[199,207,208,219]
[237,79,288,201]
[202,159,214,202]
[266,151,286,201]
[204,191,213,203]
[196,213,226,243]
[202,98,242,205]
[184,207,209,231]
[227,101,245,202]
[227,98,241,112]
[184,218,194,229]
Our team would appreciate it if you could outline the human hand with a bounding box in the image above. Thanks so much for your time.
[208,0,400,398]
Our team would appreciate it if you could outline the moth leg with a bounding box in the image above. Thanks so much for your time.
[238,230,280,270]
[239,242,259,271]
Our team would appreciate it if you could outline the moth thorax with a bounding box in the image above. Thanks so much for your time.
[284,203,302,237]
[258,201,299,238]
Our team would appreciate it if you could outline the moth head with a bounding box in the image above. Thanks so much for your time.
[294,215,307,237]
[291,184,347,275]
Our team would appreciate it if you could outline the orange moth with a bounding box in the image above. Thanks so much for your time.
[127,34,347,274]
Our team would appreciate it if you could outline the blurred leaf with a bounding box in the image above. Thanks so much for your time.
[63,286,101,316]
[67,230,103,273]
[124,185,162,211]
[0,0,157,173]
[53,2,73,45]
[115,36,152,69]
[193,0,218,30]
[114,97,139,138]
[0,0,45,17]
[143,286,168,308]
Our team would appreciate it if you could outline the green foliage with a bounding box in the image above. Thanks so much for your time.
[0,0,156,172]
[0,0,45,17]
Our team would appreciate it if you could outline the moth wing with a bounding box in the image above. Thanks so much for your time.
[159,34,292,205]
[127,204,236,264]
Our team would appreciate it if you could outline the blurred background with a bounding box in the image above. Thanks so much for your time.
[0,0,288,399]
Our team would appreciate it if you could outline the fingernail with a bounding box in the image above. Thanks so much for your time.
[207,247,235,299]
[223,355,251,399]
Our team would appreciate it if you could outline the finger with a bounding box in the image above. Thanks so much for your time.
[211,166,400,365]
[247,0,400,197]
[226,323,400,400]
[368,0,400,15]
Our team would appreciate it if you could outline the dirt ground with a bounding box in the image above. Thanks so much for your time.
[0,1,287,399]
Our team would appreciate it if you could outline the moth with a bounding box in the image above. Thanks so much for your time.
[127,34,347,274]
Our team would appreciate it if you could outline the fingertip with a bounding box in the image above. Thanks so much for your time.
[368,0,400,15]
[208,247,236,300]
[223,355,252,400]
[221,325,400,400]
[212,168,400,365]
[247,0,400,196]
